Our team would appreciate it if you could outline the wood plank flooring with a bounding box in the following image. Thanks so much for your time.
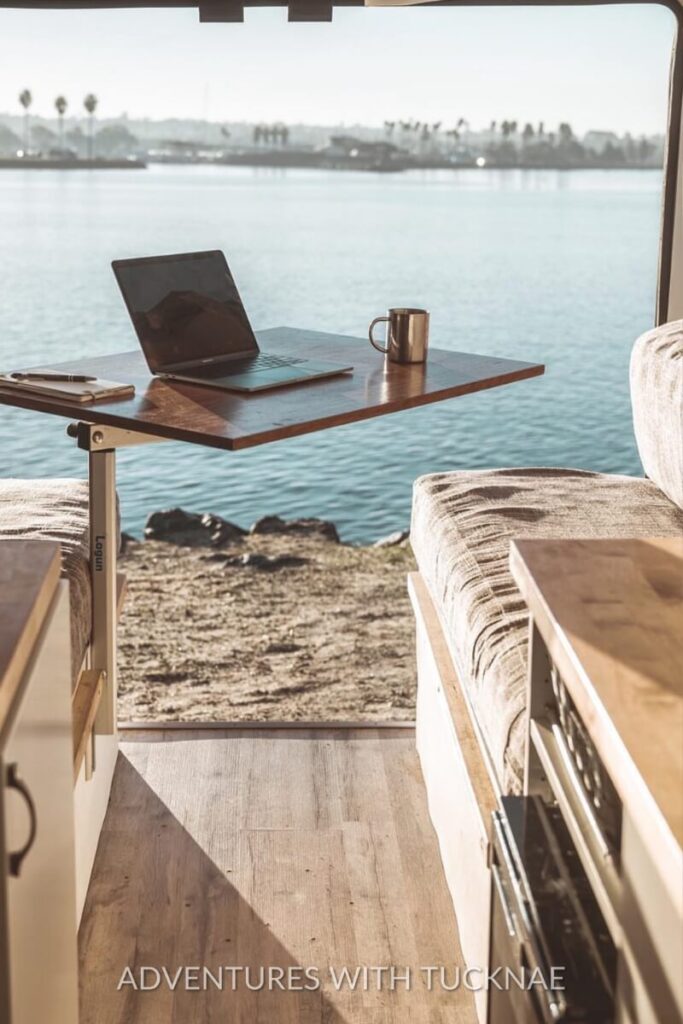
[79,727,476,1023]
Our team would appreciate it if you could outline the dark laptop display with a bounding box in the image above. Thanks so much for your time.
[112,249,353,393]
[113,251,258,372]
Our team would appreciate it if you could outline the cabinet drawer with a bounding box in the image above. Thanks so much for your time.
[1,583,79,1024]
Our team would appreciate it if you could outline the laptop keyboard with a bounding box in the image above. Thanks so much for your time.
[245,353,306,371]
[180,352,309,380]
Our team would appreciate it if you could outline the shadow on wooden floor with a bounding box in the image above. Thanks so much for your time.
[78,729,476,1024]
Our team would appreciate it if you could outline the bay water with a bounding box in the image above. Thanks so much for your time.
[0,165,660,541]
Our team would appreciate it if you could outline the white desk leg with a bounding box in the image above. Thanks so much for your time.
[89,446,118,735]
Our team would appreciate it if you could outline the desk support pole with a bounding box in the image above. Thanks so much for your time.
[67,420,167,736]
[89,446,117,735]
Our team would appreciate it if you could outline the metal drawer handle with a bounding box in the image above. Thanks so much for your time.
[6,764,37,878]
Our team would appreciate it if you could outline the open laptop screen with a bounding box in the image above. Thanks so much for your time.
[112,250,259,373]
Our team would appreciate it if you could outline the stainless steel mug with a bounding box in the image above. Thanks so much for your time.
[369,308,429,364]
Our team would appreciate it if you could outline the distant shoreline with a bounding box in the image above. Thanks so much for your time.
[192,154,663,173]
[0,156,146,170]
[0,155,660,173]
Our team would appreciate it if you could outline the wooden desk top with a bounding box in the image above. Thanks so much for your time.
[0,327,544,451]
[0,541,61,739]
[510,538,683,907]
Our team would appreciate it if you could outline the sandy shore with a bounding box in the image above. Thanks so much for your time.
[118,529,416,722]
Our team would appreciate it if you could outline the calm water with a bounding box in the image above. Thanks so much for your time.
[0,165,660,541]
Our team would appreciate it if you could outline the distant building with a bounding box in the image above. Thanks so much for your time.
[323,135,403,160]
[317,135,412,171]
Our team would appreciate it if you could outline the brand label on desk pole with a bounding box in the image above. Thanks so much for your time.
[94,535,105,572]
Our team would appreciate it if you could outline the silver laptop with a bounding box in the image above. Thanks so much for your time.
[112,250,352,393]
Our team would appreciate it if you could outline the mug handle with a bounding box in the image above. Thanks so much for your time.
[369,316,391,354]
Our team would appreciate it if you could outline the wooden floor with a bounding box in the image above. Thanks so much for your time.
[79,727,476,1023]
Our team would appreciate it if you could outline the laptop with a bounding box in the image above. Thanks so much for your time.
[112,250,353,393]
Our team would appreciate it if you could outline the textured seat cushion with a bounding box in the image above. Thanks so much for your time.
[411,467,683,793]
[0,479,91,683]
[631,320,683,510]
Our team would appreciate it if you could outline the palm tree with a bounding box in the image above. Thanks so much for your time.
[430,121,441,153]
[83,93,98,159]
[54,96,68,150]
[446,127,460,152]
[18,89,32,154]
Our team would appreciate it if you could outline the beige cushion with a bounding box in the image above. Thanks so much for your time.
[411,467,683,793]
[0,479,91,683]
[631,320,683,510]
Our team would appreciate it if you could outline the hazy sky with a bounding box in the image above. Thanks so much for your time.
[0,4,676,133]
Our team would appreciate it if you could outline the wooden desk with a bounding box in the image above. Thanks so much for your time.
[0,327,543,450]
[511,538,683,1024]
[0,327,543,738]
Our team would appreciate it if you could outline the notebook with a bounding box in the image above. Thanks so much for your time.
[0,374,135,404]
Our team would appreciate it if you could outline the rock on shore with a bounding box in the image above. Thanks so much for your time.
[118,513,415,723]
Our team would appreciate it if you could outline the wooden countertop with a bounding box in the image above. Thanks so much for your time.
[0,327,544,451]
[0,540,61,737]
[510,537,683,911]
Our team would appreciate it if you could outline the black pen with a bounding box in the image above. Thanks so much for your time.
[9,372,97,383]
